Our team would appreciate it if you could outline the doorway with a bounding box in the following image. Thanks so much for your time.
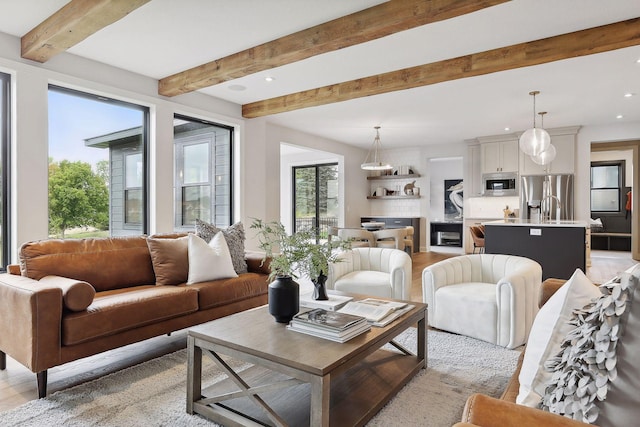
[292,163,339,239]
[590,141,639,261]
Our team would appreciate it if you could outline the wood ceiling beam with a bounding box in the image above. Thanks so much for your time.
[158,0,509,97]
[21,0,151,63]
[242,18,640,118]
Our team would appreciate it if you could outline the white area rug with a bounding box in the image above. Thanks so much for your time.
[0,329,520,426]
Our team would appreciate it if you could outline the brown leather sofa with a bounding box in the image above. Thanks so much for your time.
[0,235,270,398]
[454,278,591,427]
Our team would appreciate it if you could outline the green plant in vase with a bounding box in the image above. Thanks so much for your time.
[297,236,351,300]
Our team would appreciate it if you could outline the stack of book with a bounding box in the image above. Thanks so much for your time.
[287,308,371,343]
[337,298,414,327]
[299,292,353,311]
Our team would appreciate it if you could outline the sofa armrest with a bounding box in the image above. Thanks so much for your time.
[539,278,567,308]
[0,273,63,372]
[460,393,591,427]
[244,251,272,276]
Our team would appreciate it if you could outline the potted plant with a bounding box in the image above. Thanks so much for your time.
[250,219,350,321]
[250,219,310,323]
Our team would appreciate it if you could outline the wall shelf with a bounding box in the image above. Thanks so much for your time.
[367,195,420,200]
[367,173,420,181]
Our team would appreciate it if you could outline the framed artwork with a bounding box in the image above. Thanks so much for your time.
[444,179,463,219]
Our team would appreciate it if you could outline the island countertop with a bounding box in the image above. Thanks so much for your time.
[483,219,587,228]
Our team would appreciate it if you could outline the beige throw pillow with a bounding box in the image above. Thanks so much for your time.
[187,233,238,284]
[146,235,189,285]
[195,219,247,274]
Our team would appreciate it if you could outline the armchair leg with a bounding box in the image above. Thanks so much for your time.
[37,370,47,398]
[0,350,5,370]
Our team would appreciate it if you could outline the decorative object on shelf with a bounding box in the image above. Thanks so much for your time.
[530,112,557,165]
[375,186,386,196]
[519,91,551,156]
[404,180,416,195]
[361,126,393,171]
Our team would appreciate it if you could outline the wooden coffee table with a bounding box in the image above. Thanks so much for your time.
[187,300,427,427]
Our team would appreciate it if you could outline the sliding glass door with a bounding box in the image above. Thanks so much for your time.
[293,163,338,239]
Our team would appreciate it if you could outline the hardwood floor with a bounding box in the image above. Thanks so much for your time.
[0,249,635,412]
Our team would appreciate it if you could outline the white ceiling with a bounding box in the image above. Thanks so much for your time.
[1,0,639,149]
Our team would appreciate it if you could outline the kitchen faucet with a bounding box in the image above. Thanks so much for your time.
[541,194,562,221]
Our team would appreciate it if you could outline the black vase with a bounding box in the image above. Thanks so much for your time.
[312,273,329,300]
[268,275,299,323]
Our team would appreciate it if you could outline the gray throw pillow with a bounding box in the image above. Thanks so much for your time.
[541,269,640,426]
[195,219,248,274]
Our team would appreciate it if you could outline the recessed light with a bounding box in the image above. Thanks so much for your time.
[504,127,510,131]
[616,114,624,119]
[228,84,246,91]
[624,93,635,98]
[265,76,275,82]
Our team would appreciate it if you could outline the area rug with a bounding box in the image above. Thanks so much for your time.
[0,329,520,426]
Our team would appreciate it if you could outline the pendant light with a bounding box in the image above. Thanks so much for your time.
[530,111,556,165]
[361,126,393,171]
[519,91,551,156]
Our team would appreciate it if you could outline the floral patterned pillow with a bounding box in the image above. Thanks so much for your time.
[195,219,248,274]
[541,272,638,424]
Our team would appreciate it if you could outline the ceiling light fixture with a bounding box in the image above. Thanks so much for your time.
[519,91,551,156]
[361,126,393,171]
[530,112,556,166]
[617,114,624,119]
[265,76,275,82]
[624,93,634,98]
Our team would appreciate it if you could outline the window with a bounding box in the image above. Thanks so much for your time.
[0,72,10,269]
[174,115,232,228]
[48,86,149,238]
[292,163,339,239]
[590,161,624,212]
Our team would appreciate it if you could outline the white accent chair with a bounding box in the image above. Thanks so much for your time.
[422,254,542,349]
[327,248,412,300]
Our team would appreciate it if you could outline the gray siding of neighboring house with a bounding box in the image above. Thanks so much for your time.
[110,141,142,237]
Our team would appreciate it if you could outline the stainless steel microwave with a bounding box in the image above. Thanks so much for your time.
[482,172,518,196]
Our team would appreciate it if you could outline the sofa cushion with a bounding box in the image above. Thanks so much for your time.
[20,236,156,291]
[62,285,199,346]
[146,235,189,285]
[182,272,269,310]
[517,269,600,407]
[39,275,95,312]
[541,264,640,426]
[195,220,248,274]
[435,282,498,345]
[187,233,237,284]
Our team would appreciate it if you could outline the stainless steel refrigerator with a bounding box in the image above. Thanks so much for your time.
[520,174,574,221]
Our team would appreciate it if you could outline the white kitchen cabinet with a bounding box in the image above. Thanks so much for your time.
[481,140,518,173]
[519,128,578,175]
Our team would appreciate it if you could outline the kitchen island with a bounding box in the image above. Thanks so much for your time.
[484,219,587,280]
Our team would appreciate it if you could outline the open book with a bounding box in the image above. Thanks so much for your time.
[337,298,408,323]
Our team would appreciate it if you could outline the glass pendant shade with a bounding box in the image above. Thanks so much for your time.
[531,143,556,165]
[361,126,393,171]
[519,127,551,156]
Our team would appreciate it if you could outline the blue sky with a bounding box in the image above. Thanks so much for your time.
[48,90,143,167]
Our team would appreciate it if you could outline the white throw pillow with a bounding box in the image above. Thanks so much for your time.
[187,233,238,284]
[516,268,601,407]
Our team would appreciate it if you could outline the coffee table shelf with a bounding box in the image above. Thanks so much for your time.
[187,301,427,426]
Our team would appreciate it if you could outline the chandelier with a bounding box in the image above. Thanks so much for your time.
[361,126,392,171]
[530,111,556,165]
[519,91,551,157]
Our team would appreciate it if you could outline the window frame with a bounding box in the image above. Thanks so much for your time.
[48,85,150,235]
[291,162,339,240]
[0,72,10,269]
[590,160,624,213]
[173,114,234,229]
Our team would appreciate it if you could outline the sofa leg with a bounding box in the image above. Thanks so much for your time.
[37,370,47,398]
[0,350,5,370]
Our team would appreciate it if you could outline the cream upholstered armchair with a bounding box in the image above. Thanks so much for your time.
[422,254,542,349]
[326,248,412,300]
